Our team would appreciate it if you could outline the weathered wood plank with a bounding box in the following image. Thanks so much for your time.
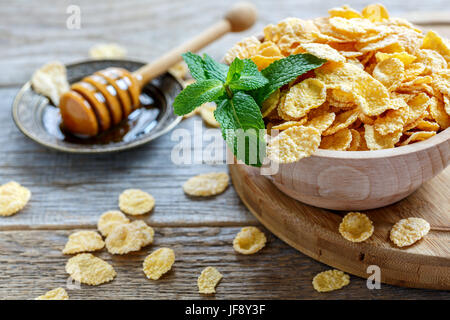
[0,0,449,86]
[1,228,449,300]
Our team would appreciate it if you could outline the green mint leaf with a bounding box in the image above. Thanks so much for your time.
[226,58,244,84]
[228,59,268,91]
[214,92,266,167]
[252,54,326,105]
[173,79,224,115]
[203,54,229,82]
[181,52,206,81]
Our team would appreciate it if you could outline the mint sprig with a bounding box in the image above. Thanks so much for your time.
[173,52,326,167]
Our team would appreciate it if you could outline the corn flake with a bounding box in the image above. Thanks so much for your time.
[89,43,126,59]
[271,119,307,131]
[143,248,175,280]
[119,189,155,215]
[233,226,267,255]
[430,96,450,129]
[362,4,389,22]
[183,172,229,196]
[347,129,361,151]
[401,131,436,146]
[200,102,220,127]
[320,128,352,150]
[35,288,69,300]
[421,30,450,61]
[97,210,130,237]
[224,36,261,65]
[0,181,31,217]
[372,57,405,90]
[105,220,154,254]
[364,124,402,150]
[312,269,350,292]
[329,5,362,19]
[65,253,116,286]
[390,217,430,247]
[301,43,345,63]
[63,231,105,255]
[305,111,336,133]
[267,126,321,163]
[198,267,223,294]
[339,212,374,242]
[31,61,70,106]
[323,109,358,135]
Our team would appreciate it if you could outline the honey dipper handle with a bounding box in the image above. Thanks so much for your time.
[133,2,257,88]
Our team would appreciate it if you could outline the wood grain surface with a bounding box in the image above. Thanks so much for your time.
[0,0,449,299]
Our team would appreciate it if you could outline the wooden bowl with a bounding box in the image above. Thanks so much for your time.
[266,128,450,211]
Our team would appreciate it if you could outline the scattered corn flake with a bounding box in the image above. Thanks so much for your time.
[279,79,326,119]
[261,89,281,118]
[63,231,105,255]
[199,102,220,127]
[405,63,426,80]
[362,4,389,22]
[347,129,361,151]
[97,210,130,237]
[401,131,436,146]
[198,267,223,294]
[415,49,447,74]
[320,128,352,150]
[35,288,69,300]
[31,61,69,106]
[372,57,405,90]
[251,55,283,71]
[390,217,430,247]
[374,109,406,135]
[65,253,116,286]
[224,36,261,65]
[0,181,31,217]
[267,126,321,163]
[301,43,345,63]
[105,220,154,254]
[183,172,229,197]
[415,119,440,131]
[312,269,350,292]
[339,212,374,242]
[323,109,358,135]
[330,17,377,36]
[119,189,155,215]
[364,124,402,150]
[143,248,175,280]
[89,43,126,59]
[444,95,450,116]
[233,226,267,255]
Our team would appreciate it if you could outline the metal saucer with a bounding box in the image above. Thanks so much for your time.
[12,59,182,153]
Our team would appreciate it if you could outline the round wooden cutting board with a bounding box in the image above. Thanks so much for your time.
[229,163,450,290]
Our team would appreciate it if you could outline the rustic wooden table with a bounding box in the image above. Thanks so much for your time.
[0,0,449,299]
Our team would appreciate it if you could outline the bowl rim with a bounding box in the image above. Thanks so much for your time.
[12,58,183,154]
[311,127,450,160]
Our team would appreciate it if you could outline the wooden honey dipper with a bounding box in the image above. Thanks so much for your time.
[60,2,257,136]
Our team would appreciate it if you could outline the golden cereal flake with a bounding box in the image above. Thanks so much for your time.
[31,61,70,106]
[400,131,436,146]
[119,189,155,215]
[278,79,326,119]
[347,129,361,151]
[224,36,261,65]
[373,108,407,135]
[267,126,321,163]
[362,4,389,22]
[143,248,175,280]
[65,253,116,286]
[271,119,307,131]
[233,226,267,255]
[372,57,405,90]
[198,267,223,294]
[316,63,391,116]
[105,220,154,254]
[97,210,130,237]
[329,17,377,36]
[312,269,350,292]
[430,96,450,129]
[339,212,374,242]
[305,111,336,134]
[390,217,430,247]
[364,124,402,150]
[323,109,358,135]
[329,5,362,19]
[35,288,69,300]
[199,103,220,127]
[89,43,126,59]
[301,43,345,63]
[421,30,450,61]
[0,181,31,217]
[415,119,440,131]
[261,89,281,118]
[375,52,416,66]
[169,61,188,80]
[63,231,105,255]
[183,172,229,197]
[320,128,352,151]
